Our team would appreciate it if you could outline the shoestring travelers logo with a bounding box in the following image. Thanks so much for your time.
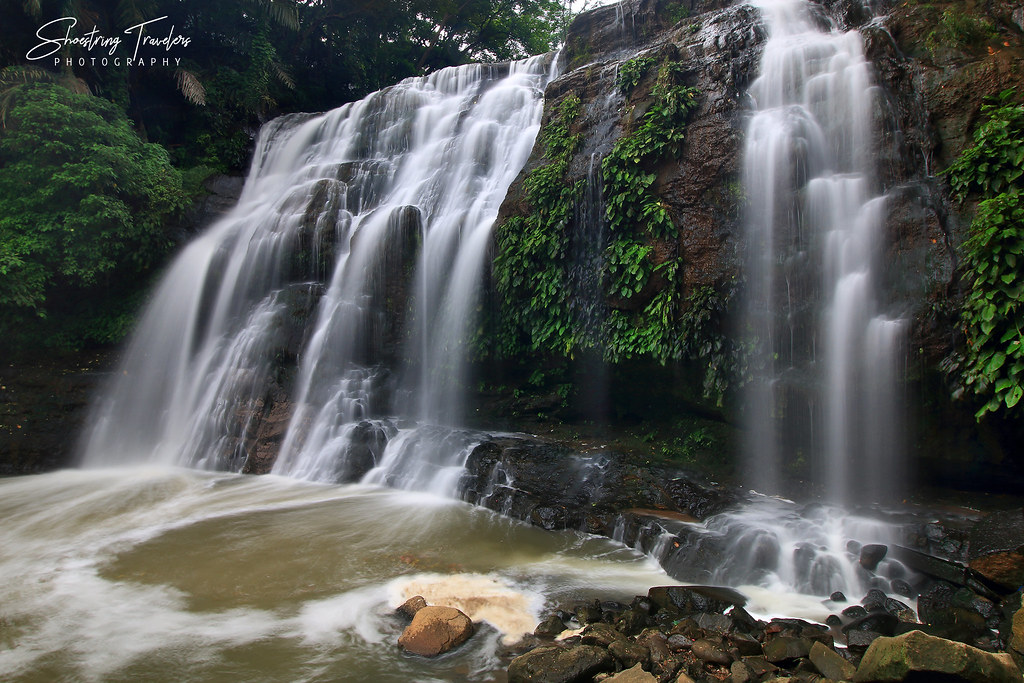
[26,16,192,68]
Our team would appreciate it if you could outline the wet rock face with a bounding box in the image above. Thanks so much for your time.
[459,435,738,536]
[968,508,1024,592]
[499,0,762,319]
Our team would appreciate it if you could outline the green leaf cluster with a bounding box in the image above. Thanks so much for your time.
[616,56,656,95]
[601,64,698,342]
[944,89,1024,417]
[0,83,186,349]
[492,57,737,403]
[493,94,583,357]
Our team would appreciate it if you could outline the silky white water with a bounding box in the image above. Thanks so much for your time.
[80,56,555,489]
[742,0,905,504]
[0,469,673,683]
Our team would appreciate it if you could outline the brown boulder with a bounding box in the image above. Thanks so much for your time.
[397,605,474,657]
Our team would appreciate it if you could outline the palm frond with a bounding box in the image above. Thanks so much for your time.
[175,68,207,106]
[22,0,42,19]
[272,61,295,90]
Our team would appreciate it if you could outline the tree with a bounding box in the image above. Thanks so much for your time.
[0,82,187,349]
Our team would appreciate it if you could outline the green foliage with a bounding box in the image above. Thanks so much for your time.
[944,89,1024,418]
[494,95,583,358]
[663,1,691,27]
[616,56,656,95]
[956,193,1024,416]
[946,90,1024,200]
[492,57,737,403]
[925,8,998,55]
[0,83,186,348]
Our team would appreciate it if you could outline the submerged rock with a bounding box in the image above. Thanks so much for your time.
[853,629,1022,682]
[397,605,474,657]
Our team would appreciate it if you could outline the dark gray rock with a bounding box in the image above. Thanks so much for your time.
[507,645,615,683]
[762,636,812,664]
[968,508,1024,592]
[860,544,889,571]
[647,585,746,616]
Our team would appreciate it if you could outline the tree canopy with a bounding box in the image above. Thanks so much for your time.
[0,82,187,348]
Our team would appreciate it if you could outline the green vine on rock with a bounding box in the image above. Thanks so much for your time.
[494,94,583,358]
[943,89,1024,418]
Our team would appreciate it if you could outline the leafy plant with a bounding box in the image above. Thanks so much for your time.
[943,89,1024,417]
[616,56,656,95]
[0,83,186,349]
[946,90,1024,200]
[925,8,998,56]
[493,94,583,357]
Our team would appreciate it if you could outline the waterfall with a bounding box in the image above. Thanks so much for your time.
[80,56,555,485]
[741,0,905,505]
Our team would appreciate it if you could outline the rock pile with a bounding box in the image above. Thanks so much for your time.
[507,584,1024,683]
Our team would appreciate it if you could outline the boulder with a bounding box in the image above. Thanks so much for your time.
[691,638,732,665]
[968,508,1024,592]
[810,641,856,681]
[535,614,568,638]
[397,605,474,657]
[853,630,1022,682]
[606,663,657,683]
[1011,602,1024,670]
[508,645,616,683]
[396,595,427,619]
[860,545,889,572]
[581,623,626,647]
[609,639,650,669]
[647,585,746,616]
[763,636,812,664]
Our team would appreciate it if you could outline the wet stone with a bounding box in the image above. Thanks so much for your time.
[843,612,898,637]
[890,578,913,597]
[845,628,882,652]
[762,636,812,663]
[581,622,626,647]
[841,605,868,619]
[825,615,842,627]
[883,597,916,623]
[697,612,734,634]
[508,645,616,683]
[609,639,650,669]
[860,544,888,572]
[535,614,567,638]
[666,633,694,651]
[830,591,847,603]
[616,607,650,636]
[397,595,428,618]
[692,638,733,665]
[726,632,764,657]
[809,641,856,680]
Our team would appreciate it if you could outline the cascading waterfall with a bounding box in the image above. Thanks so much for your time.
[742,0,905,506]
[81,56,556,487]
